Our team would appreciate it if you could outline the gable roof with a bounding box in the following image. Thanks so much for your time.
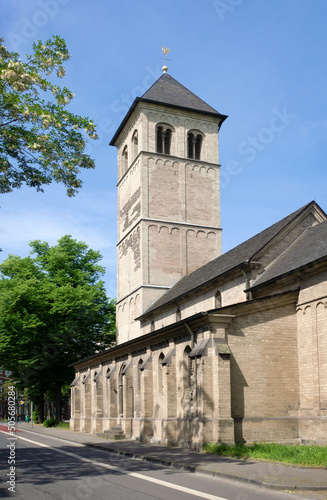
[110,73,227,146]
[251,219,327,289]
[138,201,324,319]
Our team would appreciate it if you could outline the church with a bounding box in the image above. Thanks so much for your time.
[70,68,327,447]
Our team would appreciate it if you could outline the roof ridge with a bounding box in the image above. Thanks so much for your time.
[251,224,313,287]
[142,73,218,112]
[140,72,226,118]
[208,201,317,267]
[250,219,327,289]
[110,72,228,146]
[140,72,167,98]
[249,200,317,260]
[139,201,323,318]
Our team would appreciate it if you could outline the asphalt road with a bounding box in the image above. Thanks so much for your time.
[0,428,315,500]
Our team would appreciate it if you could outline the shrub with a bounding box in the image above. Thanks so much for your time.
[43,417,59,428]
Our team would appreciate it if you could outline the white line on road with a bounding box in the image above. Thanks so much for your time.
[0,430,228,500]
[4,427,86,446]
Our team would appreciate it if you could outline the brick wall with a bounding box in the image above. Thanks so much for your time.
[228,302,300,442]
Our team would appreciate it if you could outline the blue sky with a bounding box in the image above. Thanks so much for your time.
[1,0,327,299]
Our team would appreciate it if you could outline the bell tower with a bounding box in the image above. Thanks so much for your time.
[110,70,227,344]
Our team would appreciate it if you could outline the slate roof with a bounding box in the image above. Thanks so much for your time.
[110,73,227,146]
[251,219,327,289]
[139,201,321,318]
[141,73,226,117]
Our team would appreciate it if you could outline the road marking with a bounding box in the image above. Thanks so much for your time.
[1,431,228,500]
[8,427,85,446]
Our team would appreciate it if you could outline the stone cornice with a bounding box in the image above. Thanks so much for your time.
[117,218,221,247]
[215,290,299,318]
[117,150,220,187]
[70,310,236,371]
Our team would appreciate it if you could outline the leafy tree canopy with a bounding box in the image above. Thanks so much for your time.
[0,35,98,196]
[0,235,116,419]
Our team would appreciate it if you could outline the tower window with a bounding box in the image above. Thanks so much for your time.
[132,130,138,158]
[187,132,203,160]
[156,125,172,155]
[122,145,128,172]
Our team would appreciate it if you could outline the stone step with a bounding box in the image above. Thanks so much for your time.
[97,428,126,440]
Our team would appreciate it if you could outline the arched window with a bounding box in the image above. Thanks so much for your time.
[137,359,143,393]
[183,346,192,391]
[122,145,128,172]
[182,346,192,417]
[119,364,125,416]
[132,130,138,158]
[158,353,165,393]
[215,290,222,308]
[156,125,172,155]
[187,132,203,160]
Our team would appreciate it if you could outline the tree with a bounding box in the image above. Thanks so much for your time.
[0,235,116,421]
[0,35,98,196]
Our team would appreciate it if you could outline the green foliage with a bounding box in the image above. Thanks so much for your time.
[203,442,327,467]
[0,235,116,405]
[43,417,59,427]
[2,379,16,399]
[42,418,69,429]
[0,35,98,196]
[57,421,70,430]
[32,409,39,424]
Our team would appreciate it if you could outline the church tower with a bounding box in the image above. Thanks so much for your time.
[110,70,227,344]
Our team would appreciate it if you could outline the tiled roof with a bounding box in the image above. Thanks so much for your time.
[251,219,327,288]
[139,201,319,318]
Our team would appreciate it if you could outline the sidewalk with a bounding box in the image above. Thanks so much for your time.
[15,422,327,493]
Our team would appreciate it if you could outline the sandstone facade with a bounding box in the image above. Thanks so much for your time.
[70,73,327,446]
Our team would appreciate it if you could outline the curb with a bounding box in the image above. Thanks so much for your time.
[14,426,327,493]
[85,442,327,492]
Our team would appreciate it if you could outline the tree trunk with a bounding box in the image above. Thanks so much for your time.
[38,397,45,423]
[55,382,62,421]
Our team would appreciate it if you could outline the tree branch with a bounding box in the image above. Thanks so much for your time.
[0,118,21,128]
[21,148,39,161]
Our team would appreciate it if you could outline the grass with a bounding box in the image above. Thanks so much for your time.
[42,418,70,430]
[57,421,70,430]
[203,442,327,467]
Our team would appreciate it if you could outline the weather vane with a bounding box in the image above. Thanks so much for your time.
[161,46,171,73]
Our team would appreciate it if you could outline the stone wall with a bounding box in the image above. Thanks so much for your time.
[115,102,223,344]
[70,314,235,447]
[71,296,327,446]
[227,299,300,442]
[296,271,327,443]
